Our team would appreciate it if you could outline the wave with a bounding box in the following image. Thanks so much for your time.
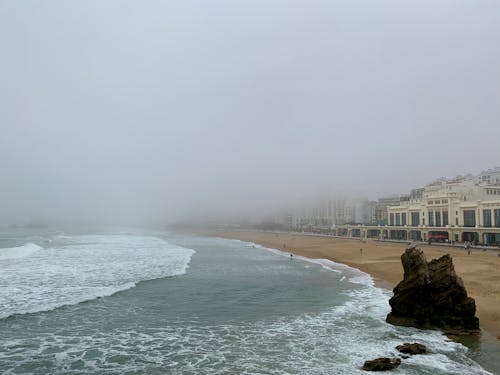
[235,239,492,374]
[0,243,43,260]
[0,235,195,319]
[240,239,375,285]
[2,282,138,319]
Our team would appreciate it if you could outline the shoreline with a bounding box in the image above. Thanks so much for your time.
[201,229,500,341]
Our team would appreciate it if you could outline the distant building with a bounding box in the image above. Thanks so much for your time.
[477,167,500,185]
[275,167,500,243]
[372,196,401,225]
[288,195,374,229]
[387,178,500,244]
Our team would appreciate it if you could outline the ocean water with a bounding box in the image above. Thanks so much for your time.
[0,229,498,374]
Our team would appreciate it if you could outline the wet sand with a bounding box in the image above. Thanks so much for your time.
[204,230,500,340]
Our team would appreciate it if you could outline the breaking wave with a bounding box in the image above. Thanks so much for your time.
[0,243,43,260]
[0,235,194,319]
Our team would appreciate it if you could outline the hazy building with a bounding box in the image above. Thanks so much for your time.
[477,167,500,185]
[387,178,500,244]
[372,196,401,225]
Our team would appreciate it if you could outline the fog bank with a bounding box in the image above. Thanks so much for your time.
[1,0,499,225]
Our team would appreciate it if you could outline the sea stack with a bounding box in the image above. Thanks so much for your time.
[386,247,479,334]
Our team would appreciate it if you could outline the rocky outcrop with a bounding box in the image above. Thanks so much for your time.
[386,247,479,334]
[362,357,401,371]
[395,343,428,355]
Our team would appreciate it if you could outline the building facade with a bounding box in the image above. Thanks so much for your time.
[386,178,500,244]
[477,167,500,185]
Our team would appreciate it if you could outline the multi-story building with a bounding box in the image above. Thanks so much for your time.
[386,178,500,244]
[277,167,500,244]
[372,196,402,225]
[477,167,500,185]
[289,195,375,229]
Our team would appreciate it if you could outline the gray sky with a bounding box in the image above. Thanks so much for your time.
[1,0,499,225]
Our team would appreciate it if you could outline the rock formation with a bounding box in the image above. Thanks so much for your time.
[362,357,401,371]
[395,343,428,355]
[386,247,479,334]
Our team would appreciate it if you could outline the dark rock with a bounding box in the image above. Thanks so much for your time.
[386,247,479,334]
[395,343,428,355]
[362,357,401,371]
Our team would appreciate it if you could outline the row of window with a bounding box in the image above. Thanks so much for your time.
[388,212,407,226]
[483,209,500,227]
[427,199,448,205]
[427,210,449,227]
[388,209,500,227]
[486,189,500,195]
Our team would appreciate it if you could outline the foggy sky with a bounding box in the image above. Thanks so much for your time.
[1,0,500,225]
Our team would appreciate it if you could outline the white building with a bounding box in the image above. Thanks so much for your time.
[477,167,500,185]
[387,178,500,244]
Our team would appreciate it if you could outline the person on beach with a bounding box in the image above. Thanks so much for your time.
[465,242,471,255]
[290,253,293,260]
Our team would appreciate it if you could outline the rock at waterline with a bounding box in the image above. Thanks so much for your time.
[395,342,428,355]
[386,247,479,334]
[362,357,401,371]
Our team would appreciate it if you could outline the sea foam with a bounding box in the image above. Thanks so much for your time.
[0,235,492,375]
[235,239,492,374]
[0,235,194,319]
[0,243,43,260]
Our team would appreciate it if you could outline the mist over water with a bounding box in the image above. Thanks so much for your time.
[1,0,500,225]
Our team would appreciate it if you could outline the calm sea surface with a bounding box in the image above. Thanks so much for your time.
[0,228,498,374]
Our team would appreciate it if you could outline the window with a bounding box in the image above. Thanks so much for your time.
[411,212,419,226]
[463,210,476,227]
[428,211,434,226]
[396,213,401,226]
[435,211,441,227]
[495,209,500,228]
[442,199,448,204]
[483,210,492,227]
[402,213,407,226]
[443,211,449,226]
[390,213,395,226]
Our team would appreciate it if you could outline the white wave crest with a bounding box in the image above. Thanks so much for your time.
[240,240,375,281]
[0,235,195,318]
[0,243,43,260]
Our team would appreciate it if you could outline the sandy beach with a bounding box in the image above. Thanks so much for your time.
[205,230,500,339]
